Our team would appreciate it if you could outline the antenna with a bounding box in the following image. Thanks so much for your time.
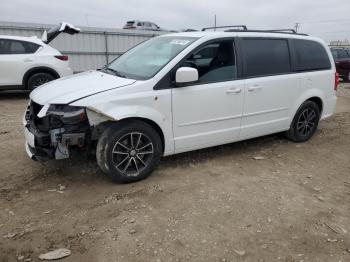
[294,22,301,33]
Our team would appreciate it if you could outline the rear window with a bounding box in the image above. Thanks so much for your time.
[294,39,331,71]
[243,38,291,77]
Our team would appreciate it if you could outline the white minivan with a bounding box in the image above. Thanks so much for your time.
[24,26,338,182]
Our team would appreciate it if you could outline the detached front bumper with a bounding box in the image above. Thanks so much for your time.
[23,101,89,161]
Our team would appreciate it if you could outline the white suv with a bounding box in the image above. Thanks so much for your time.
[23,27,338,183]
[0,23,80,91]
[123,20,161,31]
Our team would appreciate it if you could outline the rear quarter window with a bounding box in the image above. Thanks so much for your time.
[294,39,331,71]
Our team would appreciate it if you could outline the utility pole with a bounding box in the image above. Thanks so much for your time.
[294,22,300,33]
[214,14,217,31]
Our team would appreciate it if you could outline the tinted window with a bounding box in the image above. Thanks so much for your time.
[331,50,337,59]
[181,41,237,83]
[10,41,26,54]
[0,39,40,55]
[294,39,331,71]
[0,39,7,54]
[337,49,349,59]
[243,39,291,77]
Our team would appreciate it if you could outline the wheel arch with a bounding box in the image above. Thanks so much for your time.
[116,117,166,154]
[85,104,175,156]
[306,96,323,114]
[22,67,60,89]
[290,89,326,126]
[93,117,166,155]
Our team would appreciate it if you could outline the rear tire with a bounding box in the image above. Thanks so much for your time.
[285,101,320,142]
[96,121,162,183]
[28,72,55,91]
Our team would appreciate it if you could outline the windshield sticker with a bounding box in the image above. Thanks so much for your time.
[170,39,191,46]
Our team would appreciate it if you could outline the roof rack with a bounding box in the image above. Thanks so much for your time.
[265,29,297,33]
[202,25,248,31]
[224,28,308,36]
[201,25,308,36]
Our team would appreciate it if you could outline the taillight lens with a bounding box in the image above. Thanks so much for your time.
[334,72,340,91]
[55,55,68,61]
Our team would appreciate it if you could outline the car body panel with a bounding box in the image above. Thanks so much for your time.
[0,52,37,86]
[241,73,300,140]
[172,79,244,153]
[71,80,174,155]
[30,71,136,105]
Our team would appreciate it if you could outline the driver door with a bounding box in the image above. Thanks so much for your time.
[171,40,244,153]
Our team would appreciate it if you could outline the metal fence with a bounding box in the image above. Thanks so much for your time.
[329,40,350,49]
[0,21,165,72]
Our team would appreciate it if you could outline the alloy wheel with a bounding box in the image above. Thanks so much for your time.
[112,132,154,177]
[296,108,317,137]
[32,77,51,88]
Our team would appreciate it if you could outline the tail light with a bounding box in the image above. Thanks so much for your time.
[55,55,68,61]
[334,72,340,91]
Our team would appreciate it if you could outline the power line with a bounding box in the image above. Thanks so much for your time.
[299,18,350,24]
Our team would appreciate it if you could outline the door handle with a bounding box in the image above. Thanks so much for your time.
[226,88,242,94]
[247,85,262,92]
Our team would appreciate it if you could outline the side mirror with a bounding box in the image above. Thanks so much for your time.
[176,67,199,84]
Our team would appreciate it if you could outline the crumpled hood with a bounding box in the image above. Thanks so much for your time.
[30,70,136,105]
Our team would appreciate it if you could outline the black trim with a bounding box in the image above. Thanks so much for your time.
[202,25,248,31]
[0,85,23,91]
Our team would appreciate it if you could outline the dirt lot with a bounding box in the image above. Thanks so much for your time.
[0,85,349,262]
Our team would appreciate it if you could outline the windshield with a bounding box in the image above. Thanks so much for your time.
[105,36,198,80]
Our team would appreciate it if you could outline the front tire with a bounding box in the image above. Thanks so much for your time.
[96,121,162,183]
[286,101,320,142]
[28,72,55,91]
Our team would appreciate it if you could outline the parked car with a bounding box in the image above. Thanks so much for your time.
[0,22,80,91]
[123,20,161,31]
[24,27,338,183]
[331,47,350,81]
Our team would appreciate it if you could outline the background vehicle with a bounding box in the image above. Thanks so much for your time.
[123,20,161,31]
[331,48,350,81]
[0,22,80,91]
[24,26,337,183]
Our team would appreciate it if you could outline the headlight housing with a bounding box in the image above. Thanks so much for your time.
[46,105,86,125]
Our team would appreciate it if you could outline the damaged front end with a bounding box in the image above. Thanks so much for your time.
[24,101,92,161]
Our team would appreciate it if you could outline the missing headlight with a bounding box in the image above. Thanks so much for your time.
[47,105,87,125]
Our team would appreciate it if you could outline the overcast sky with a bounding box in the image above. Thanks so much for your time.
[1,0,350,42]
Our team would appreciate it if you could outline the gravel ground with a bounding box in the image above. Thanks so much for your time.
[0,84,349,262]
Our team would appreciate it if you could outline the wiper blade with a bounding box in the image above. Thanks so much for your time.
[104,67,127,78]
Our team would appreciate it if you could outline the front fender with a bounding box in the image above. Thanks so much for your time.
[86,102,174,156]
